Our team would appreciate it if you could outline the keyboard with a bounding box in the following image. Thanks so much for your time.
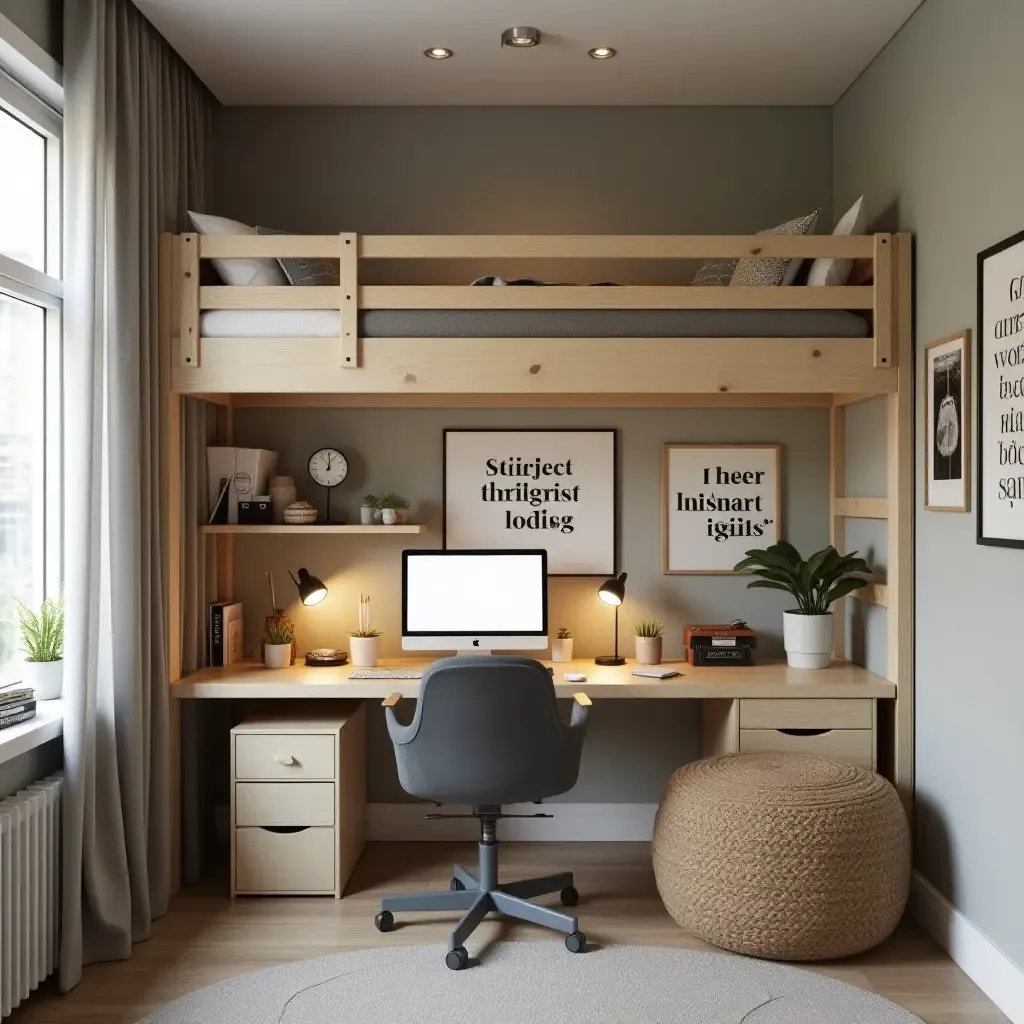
[349,668,424,680]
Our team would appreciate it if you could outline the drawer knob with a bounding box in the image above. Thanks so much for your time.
[275,754,298,766]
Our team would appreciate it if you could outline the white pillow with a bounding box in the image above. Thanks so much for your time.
[187,211,288,287]
[808,196,865,286]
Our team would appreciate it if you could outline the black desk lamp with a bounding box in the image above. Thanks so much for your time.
[595,571,627,666]
[289,567,328,606]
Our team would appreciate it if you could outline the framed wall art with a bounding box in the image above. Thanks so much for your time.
[978,229,1024,546]
[924,330,970,512]
[663,444,781,574]
[443,429,616,576]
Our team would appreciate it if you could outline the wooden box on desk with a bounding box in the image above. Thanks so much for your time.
[230,703,366,898]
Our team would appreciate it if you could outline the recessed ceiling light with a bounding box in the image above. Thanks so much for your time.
[424,46,454,60]
[501,26,541,48]
[588,46,617,59]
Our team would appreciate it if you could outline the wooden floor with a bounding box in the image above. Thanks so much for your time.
[11,842,1008,1024]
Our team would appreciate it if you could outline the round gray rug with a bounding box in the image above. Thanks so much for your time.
[140,943,922,1023]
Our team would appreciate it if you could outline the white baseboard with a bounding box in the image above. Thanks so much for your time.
[911,871,1024,1024]
[367,802,657,842]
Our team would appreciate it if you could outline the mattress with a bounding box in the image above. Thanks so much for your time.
[199,308,870,340]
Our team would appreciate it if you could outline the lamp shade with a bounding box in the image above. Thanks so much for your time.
[598,572,627,606]
[289,567,328,606]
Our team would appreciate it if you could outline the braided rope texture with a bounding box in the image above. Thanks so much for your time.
[652,753,911,961]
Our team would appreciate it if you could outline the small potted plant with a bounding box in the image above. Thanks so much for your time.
[734,541,871,669]
[376,492,411,525]
[349,594,381,667]
[551,627,574,663]
[360,494,378,525]
[15,595,64,700]
[634,619,665,666]
[263,622,294,669]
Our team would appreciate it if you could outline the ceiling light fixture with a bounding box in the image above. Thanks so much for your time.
[501,26,541,48]
[424,46,454,60]
[588,46,617,59]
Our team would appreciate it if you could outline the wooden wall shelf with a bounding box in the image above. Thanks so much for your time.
[200,524,425,535]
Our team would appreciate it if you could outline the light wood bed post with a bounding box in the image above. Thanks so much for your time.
[829,402,847,660]
[889,233,915,820]
[160,232,183,894]
[340,233,358,368]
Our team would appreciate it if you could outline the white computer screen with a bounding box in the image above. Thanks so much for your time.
[403,551,547,635]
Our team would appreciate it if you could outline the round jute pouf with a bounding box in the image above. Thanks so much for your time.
[653,753,911,961]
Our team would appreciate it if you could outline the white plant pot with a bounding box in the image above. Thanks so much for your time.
[350,635,380,668]
[22,659,63,701]
[381,508,397,526]
[551,638,574,663]
[263,643,292,670]
[359,505,376,525]
[783,611,834,669]
[635,636,663,666]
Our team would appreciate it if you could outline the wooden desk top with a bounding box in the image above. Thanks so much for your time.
[171,657,896,700]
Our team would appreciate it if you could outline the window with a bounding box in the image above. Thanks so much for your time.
[0,64,61,681]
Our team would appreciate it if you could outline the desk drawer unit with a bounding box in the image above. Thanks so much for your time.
[230,704,366,898]
[738,698,876,770]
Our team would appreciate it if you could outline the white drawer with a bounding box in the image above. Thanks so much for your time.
[234,733,336,781]
[235,782,335,827]
[739,728,874,769]
[235,826,336,894]
[739,699,872,731]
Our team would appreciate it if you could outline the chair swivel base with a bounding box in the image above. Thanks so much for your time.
[375,849,586,970]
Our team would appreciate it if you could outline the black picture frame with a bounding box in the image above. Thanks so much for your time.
[442,428,618,577]
[977,227,1024,548]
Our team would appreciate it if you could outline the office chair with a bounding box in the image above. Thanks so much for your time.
[374,655,591,970]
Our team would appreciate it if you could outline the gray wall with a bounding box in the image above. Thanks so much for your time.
[0,0,61,60]
[233,406,829,802]
[0,739,62,799]
[835,0,1024,966]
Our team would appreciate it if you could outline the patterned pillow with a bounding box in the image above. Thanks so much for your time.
[691,259,736,286]
[256,225,340,286]
[729,209,821,287]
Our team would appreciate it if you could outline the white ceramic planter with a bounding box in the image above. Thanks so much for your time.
[635,636,663,666]
[22,659,63,700]
[783,611,834,669]
[551,638,574,663]
[359,505,376,525]
[263,643,292,670]
[350,635,380,668]
[381,508,397,525]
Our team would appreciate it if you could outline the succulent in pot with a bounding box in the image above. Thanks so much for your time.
[634,619,665,666]
[734,541,871,669]
[551,627,574,663]
[15,595,64,700]
[263,621,294,670]
[360,494,379,525]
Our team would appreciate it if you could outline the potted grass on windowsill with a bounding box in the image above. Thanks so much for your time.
[15,595,64,700]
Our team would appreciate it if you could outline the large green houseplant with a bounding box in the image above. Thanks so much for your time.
[734,541,871,668]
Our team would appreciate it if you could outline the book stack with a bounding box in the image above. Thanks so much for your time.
[0,686,36,730]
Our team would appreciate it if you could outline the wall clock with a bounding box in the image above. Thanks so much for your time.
[308,447,349,523]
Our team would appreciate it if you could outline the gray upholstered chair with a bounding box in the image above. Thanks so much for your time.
[374,655,592,970]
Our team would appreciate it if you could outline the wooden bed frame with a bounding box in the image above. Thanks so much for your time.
[161,232,913,889]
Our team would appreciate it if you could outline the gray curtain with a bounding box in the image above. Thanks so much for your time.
[62,0,212,990]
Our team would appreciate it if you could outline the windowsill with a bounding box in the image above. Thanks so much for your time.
[0,699,63,767]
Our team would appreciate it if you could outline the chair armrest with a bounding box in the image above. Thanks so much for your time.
[381,692,402,708]
[570,691,591,730]
[572,691,592,707]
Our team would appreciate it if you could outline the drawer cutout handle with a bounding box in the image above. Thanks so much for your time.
[275,755,298,766]
[259,825,311,835]
[778,728,832,737]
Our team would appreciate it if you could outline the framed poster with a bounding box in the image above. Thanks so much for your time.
[663,444,781,574]
[978,229,1024,546]
[924,330,971,512]
[443,429,616,576]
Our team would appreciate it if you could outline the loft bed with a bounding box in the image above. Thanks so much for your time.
[160,233,902,398]
[160,232,914,868]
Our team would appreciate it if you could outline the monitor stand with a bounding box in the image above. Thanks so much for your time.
[455,649,493,657]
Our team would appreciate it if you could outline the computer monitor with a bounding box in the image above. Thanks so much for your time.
[402,549,548,653]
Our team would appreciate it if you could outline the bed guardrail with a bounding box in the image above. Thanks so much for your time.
[166,232,893,383]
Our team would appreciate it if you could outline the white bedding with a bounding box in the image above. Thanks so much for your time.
[200,309,340,338]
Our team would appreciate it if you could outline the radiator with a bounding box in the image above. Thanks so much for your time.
[0,774,61,1019]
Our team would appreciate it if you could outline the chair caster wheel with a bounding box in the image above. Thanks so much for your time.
[565,931,586,954]
[450,877,465,891]
[374,910,394,933]
[446,945,469,970]
[560,886,579,906]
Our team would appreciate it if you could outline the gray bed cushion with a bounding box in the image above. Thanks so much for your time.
[357,308,869,339]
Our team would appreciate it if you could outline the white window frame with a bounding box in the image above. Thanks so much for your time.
[0,15,63,601]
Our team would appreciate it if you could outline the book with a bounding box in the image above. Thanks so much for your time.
[631,668,682,679]
[0,687,34,707]
[207,601,243,667]
[222,603,244,665]
[0,706,37,730]
[208,475,231,524]
[0,700,36,719]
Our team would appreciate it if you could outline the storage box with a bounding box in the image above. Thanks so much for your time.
[207,448,279,525]
[684,622,757,666]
